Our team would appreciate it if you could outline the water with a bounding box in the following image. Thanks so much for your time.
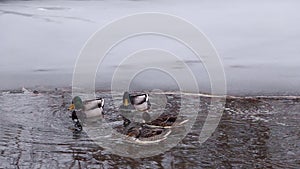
[1,0,300,168]
[0,89,299,168]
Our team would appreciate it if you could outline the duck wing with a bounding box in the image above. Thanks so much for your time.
[120,124,171,144]
[145,114,189,129]
[83,98,104,111]
[132,128,171,144]
[130,94,148,105]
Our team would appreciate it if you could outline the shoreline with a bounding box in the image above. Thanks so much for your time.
[1,85,300,98]
[1,72,299,97]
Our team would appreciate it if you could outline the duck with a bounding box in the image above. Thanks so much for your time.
[68,96,104,131]
[119,91,151,123]
[68,96,104,118]
[114,121,171,144]
[120,91,150,111]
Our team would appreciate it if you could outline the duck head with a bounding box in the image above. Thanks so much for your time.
[68,96,83,111]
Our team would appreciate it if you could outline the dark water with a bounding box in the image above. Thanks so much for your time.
[0,88,299,168]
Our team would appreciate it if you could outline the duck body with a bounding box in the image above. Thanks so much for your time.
[122,92,150,111]
[81,99,104,118]
[114,121,171,144]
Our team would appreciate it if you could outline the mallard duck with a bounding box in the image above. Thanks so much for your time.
[119,91,151,123]
[120,91,150,111]
[68,96,104,132]
[114,121,171,144]
[68,96,104,118]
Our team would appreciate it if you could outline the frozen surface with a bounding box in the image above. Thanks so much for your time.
[1,0,300,95]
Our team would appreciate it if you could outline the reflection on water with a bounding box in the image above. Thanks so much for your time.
[0,89,299,168]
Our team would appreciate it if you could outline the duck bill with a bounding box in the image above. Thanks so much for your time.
[68,104,75,111]
[124,99,129,106]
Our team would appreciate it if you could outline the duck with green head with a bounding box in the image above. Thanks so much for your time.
[119,91,152,124]
[68,96,104,132]
[68,96,104,118]
[122,91,150,111]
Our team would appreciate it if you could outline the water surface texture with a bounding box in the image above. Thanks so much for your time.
[0,89,299,168]
[1,1,300,168]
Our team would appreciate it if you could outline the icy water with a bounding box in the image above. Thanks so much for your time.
[0,89,299,168]
[1,0,300,168]
[1,0,300,95]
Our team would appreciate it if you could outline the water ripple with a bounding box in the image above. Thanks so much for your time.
[0,89,299,168]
